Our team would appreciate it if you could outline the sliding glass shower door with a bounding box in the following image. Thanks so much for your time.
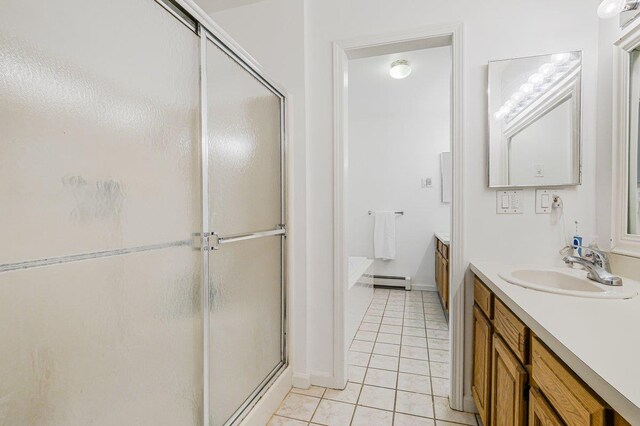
[204,36,286,426]
[0,1,286,425]
[0,0,203,424]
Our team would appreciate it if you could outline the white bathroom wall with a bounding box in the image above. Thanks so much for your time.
[305,0,600,403]
[202,0,310,384]
[347,47,452,288]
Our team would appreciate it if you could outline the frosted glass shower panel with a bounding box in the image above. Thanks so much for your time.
[0,0,201,265]
[209,237,283,426]
[206,41,283,235]
[0,247,203,425]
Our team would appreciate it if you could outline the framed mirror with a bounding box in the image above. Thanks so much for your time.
[488,51,583,188]
[612,29,640,257]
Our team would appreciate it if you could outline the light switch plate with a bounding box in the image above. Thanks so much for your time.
[535,189,554,214]
[496,190,523,214]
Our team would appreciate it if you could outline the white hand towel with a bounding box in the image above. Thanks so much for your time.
[374,211,396,260]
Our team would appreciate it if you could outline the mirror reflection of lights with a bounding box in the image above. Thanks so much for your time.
[493,53,580,122]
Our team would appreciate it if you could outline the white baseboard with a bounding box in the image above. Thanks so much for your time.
[291,372,311,389]
[310,371,339,389]
[240,366,292,426]
[411,282,436,292]
[463,394,478,414]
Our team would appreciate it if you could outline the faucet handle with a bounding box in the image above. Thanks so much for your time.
[560,244,611,272]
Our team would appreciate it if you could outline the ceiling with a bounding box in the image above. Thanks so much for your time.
[193,0,266,13]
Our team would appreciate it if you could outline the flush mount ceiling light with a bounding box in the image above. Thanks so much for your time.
[598,0,639,19]
[390,60,411,79]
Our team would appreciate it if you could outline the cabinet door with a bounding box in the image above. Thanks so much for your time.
[472,305,493,426]
[491,335,528,426]
[442,258,449,310]
[529,387,564,426]
[435,251,442,294]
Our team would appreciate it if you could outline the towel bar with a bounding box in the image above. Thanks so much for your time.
[368,210,404,216]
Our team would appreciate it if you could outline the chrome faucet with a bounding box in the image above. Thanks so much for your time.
[561,245,623,286]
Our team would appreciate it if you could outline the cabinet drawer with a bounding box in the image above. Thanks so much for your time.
[473,276,493,319]
[494,298,528,364]
[531,337,608,426]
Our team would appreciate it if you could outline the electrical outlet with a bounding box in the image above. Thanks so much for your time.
[535,189,552,214]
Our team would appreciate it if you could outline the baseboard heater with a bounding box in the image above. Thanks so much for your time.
[373,275,411,291]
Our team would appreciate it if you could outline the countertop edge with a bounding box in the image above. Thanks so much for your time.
[434,233,450,245]
[469,261,640,423]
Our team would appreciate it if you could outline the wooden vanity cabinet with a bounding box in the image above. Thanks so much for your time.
[472,273,632,426]
[435,238,449,313]
[472,305,493,425]
[529,387,564,426]
[491,334,528,426]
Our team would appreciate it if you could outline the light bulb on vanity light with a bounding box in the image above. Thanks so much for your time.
[389,59,412,79]
[520,83,534,96]
[598,0,639,18]
[511,91,525,103]
[528,73,545,87]
[539,63,556,77]
[551,52,571,65]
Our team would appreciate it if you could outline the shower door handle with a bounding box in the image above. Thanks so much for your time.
[209,225,286,250]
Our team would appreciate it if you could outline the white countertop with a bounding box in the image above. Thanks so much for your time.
[470,261,640,423]
[434,232,450,245]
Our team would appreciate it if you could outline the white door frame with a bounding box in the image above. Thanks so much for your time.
[332,23,466,410]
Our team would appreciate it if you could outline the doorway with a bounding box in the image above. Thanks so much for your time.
[333,25,466,414]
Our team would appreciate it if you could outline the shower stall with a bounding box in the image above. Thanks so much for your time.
[0,0,287,425]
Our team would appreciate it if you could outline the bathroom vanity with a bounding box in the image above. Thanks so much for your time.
[434,233,450,314]
[470,261,638,425]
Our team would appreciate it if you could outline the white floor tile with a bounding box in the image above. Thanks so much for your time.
[311,399,355,426]
[397,372,431,394]
[433,397,477,425]
[394,412,435,426]
[400,345,429,361]
[359,322,380,332]
[431,377,449,397]
[425,321,448,331]
[357,385,395,411]
[324,382,361,404]
[363,315,382,324]
[355,331,377,342]
[428,338,449,351]
[395,390,434,418]
[348,351,370,367]
[402,336,428,348]
[368,354,399,371]
[429,361,449,379]
[399,358,430,376]
[268,415,309,426]
[350,340,374,353]
[427,329,449,340]
[428,349,449,363]
[276,393,321,421]
[403,319,426,328]
[379,324,402,335]
[348,365,366,383]
[373,342,401,357]
[377,333,402,345]
[351,405,393,426]
[403,327,427,337]
[384,311,403,319]
[381,317,403,326]
[291,386,326,398]
[364,368,398,389]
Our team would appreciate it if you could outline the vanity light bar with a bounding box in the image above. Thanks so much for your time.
[493,53,578,122]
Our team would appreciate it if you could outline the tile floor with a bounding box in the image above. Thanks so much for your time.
[269,288,481,426]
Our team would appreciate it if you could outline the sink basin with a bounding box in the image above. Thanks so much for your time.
[499,267,638,299]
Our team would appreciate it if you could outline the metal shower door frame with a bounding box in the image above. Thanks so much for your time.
[197,24,288,426]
